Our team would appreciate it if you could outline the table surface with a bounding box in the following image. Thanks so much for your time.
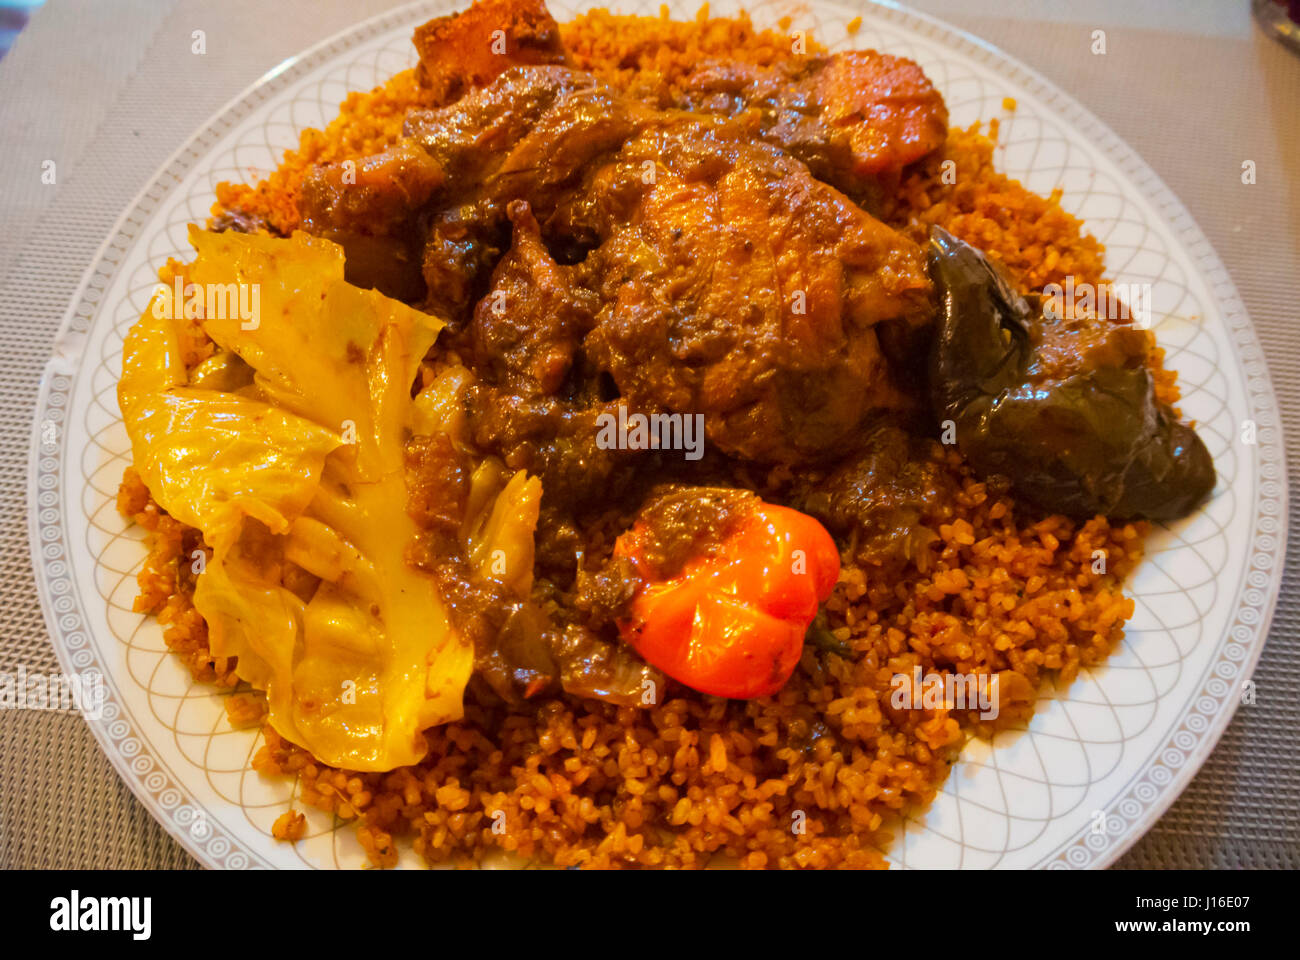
[1,0,1296,870]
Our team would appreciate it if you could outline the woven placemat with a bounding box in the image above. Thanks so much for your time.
[1,0,1296,869]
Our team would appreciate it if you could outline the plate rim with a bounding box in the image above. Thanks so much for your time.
[27,0,1288,870]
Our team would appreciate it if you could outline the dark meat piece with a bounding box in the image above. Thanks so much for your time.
[549,622,661,706]
[578,119,933,464]
[408,65,574,317]
[404,66,595,180]
[619,485,756,579]
[475,79,647,233]
[792,423,951,573]
[300,141,445,235]
[298,141,444,301]
[465,390,642,511]
[420,199,508,314]
[573,552,641,623]
[406,431,661,706]
[412,0,568,105]
[300,67,622,312]
[927,226,1215,521]
[681,52,948,200]
[468,200,601,395]
[405,67,644,319]
[411,69,933,466]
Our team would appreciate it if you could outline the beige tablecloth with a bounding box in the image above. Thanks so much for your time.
[1,0,1297,869]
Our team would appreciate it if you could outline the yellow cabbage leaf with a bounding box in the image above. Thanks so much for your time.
[415,364,542,598]
[465,462,541,597]
[118,226,474,771]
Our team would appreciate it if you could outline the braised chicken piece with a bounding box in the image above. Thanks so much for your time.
[412,0,567,104]
[575,119,933,463]
[681,52,948,201]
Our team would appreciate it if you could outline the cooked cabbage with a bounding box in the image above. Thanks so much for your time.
[119,226,473,771]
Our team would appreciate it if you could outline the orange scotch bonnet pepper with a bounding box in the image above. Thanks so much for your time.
[614,498,841,699]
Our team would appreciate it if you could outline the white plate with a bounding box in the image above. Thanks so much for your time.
[29,0,1287,869]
